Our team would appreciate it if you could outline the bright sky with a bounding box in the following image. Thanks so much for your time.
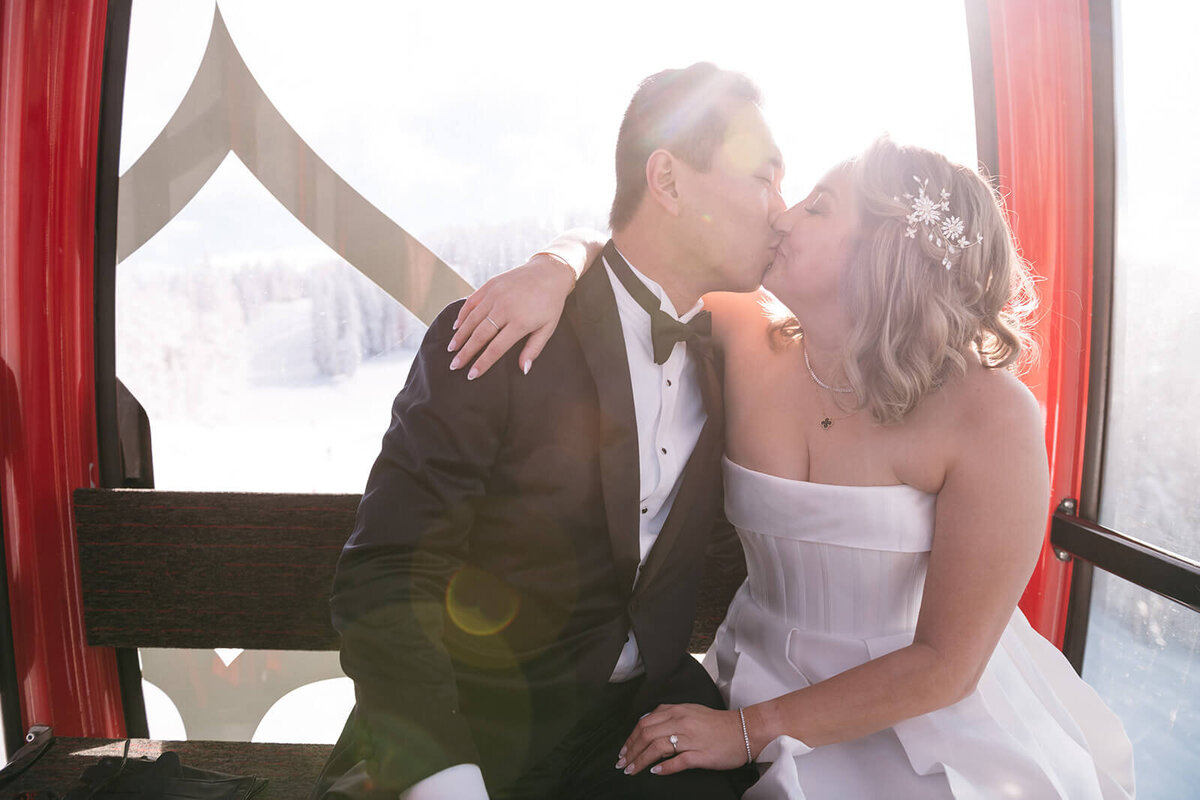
[120,0,978,262]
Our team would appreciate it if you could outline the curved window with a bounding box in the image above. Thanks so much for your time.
[114,0,977,743]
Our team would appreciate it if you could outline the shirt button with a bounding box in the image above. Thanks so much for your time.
[641,507,648,514]
[666,379,672,387]
[661,447,667,454]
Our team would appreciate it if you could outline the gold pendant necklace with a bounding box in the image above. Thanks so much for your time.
[803,338,857,430]
[817,405,857,431]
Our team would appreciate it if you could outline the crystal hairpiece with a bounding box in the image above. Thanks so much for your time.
[898,176,983,269]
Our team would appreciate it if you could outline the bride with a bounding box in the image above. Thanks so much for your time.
[447,137,1135,798]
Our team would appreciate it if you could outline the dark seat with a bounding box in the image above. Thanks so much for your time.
[74,488,358,652]
[5,487,745,794]
[72,486,742,654]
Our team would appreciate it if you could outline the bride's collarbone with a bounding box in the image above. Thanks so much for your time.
[728,406,945,490]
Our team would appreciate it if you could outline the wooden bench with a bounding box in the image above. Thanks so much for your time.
[8,487,744,795]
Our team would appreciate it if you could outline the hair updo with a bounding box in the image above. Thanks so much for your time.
[776,137,1037,424]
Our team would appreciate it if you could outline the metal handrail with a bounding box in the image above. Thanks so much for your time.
[1051,510,1200,615]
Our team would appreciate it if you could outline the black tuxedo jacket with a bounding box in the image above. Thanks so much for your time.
[313,254,730,798]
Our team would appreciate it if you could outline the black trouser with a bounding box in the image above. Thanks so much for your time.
[493,656,757,800]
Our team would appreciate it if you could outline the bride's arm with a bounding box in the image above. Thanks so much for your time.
[447,228,606,378]
[449,246,769,381]
[618,372,1050,775]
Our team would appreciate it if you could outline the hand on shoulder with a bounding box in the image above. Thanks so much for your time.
[447,252,579,379]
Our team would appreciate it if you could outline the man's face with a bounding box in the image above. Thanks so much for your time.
[676,103,786,293]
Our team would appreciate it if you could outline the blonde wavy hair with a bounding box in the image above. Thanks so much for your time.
[772,137,1037,424]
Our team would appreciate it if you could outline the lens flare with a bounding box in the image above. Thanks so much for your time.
[446,566,520,636]
[723,105,774,176]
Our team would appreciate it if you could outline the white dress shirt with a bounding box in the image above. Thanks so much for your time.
[404,247,707,798]
[604,249,707,681]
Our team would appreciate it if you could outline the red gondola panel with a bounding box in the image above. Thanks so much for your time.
[0,0,126,736]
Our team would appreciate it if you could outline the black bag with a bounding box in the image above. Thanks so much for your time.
[61,748,267,800]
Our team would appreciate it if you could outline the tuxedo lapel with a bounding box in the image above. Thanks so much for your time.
[635,350,724,590]
[565,259,641,594]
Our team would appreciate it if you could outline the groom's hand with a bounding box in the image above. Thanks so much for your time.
[615,703,748,777]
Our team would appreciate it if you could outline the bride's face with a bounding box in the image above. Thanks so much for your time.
[762,165,858,310]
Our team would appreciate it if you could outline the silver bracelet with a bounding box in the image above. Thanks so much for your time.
[532,251,577,284]
[738,708,753,764]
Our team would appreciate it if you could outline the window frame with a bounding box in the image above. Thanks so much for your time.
[94,0,150,738]
[1051,0,1200,672]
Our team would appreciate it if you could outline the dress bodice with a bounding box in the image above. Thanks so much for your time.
[710,456,1135,800]
[723,457,937,639]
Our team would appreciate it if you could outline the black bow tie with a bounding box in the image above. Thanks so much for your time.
[603,241,712,365]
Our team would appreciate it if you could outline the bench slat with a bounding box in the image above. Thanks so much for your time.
[74,488,357,650]
[72,487,743,653]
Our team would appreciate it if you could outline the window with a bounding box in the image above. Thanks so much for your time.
[1077,2,1200,797]
[113,0,977,742]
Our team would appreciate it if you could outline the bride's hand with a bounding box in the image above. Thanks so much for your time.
[616,704,749,777]
[447,253,577,379]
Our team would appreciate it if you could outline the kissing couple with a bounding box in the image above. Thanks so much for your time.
[312,63,1134,799]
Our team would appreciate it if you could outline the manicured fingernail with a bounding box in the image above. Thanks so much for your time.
[618,746,627,758]
[623,764,635,775]
[614,758,626,769]
[447,340,457,352]
[650,766,661,775]
[452,319,459,330]
[449,357,461,370]
[467,368,478,381]
[522,360,531,375]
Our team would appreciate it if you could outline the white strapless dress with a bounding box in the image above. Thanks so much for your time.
[705,457,1135,799]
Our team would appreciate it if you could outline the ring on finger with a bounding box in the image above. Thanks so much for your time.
[669,734,679,754]
[485,316,501,330]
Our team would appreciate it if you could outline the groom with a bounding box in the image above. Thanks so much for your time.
[312,63,784,800]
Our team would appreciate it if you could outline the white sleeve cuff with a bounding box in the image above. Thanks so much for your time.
[399,763,489,800]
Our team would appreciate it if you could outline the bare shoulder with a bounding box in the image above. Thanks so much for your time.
[941,363,1046,466]
[704,290,776,352]
[958,365,1040,428]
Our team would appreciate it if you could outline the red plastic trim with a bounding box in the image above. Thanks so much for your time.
[0,0,125,735]
[987,0,1096,646]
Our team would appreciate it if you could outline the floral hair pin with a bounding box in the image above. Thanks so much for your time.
[899,176,984,269]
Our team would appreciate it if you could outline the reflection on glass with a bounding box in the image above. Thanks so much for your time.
[1083,572,1199,800]
[1085,3,1200,796]
[1100,0,1200,561]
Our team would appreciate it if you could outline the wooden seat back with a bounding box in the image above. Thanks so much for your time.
[73,488,357,651]
[72,487,743,654]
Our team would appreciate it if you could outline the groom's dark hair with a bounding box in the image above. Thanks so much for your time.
[610,62,761,231]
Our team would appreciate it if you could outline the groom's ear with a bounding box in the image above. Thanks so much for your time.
[644,149,681,216]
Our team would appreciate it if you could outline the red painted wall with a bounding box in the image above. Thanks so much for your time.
[0,0,125,735]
